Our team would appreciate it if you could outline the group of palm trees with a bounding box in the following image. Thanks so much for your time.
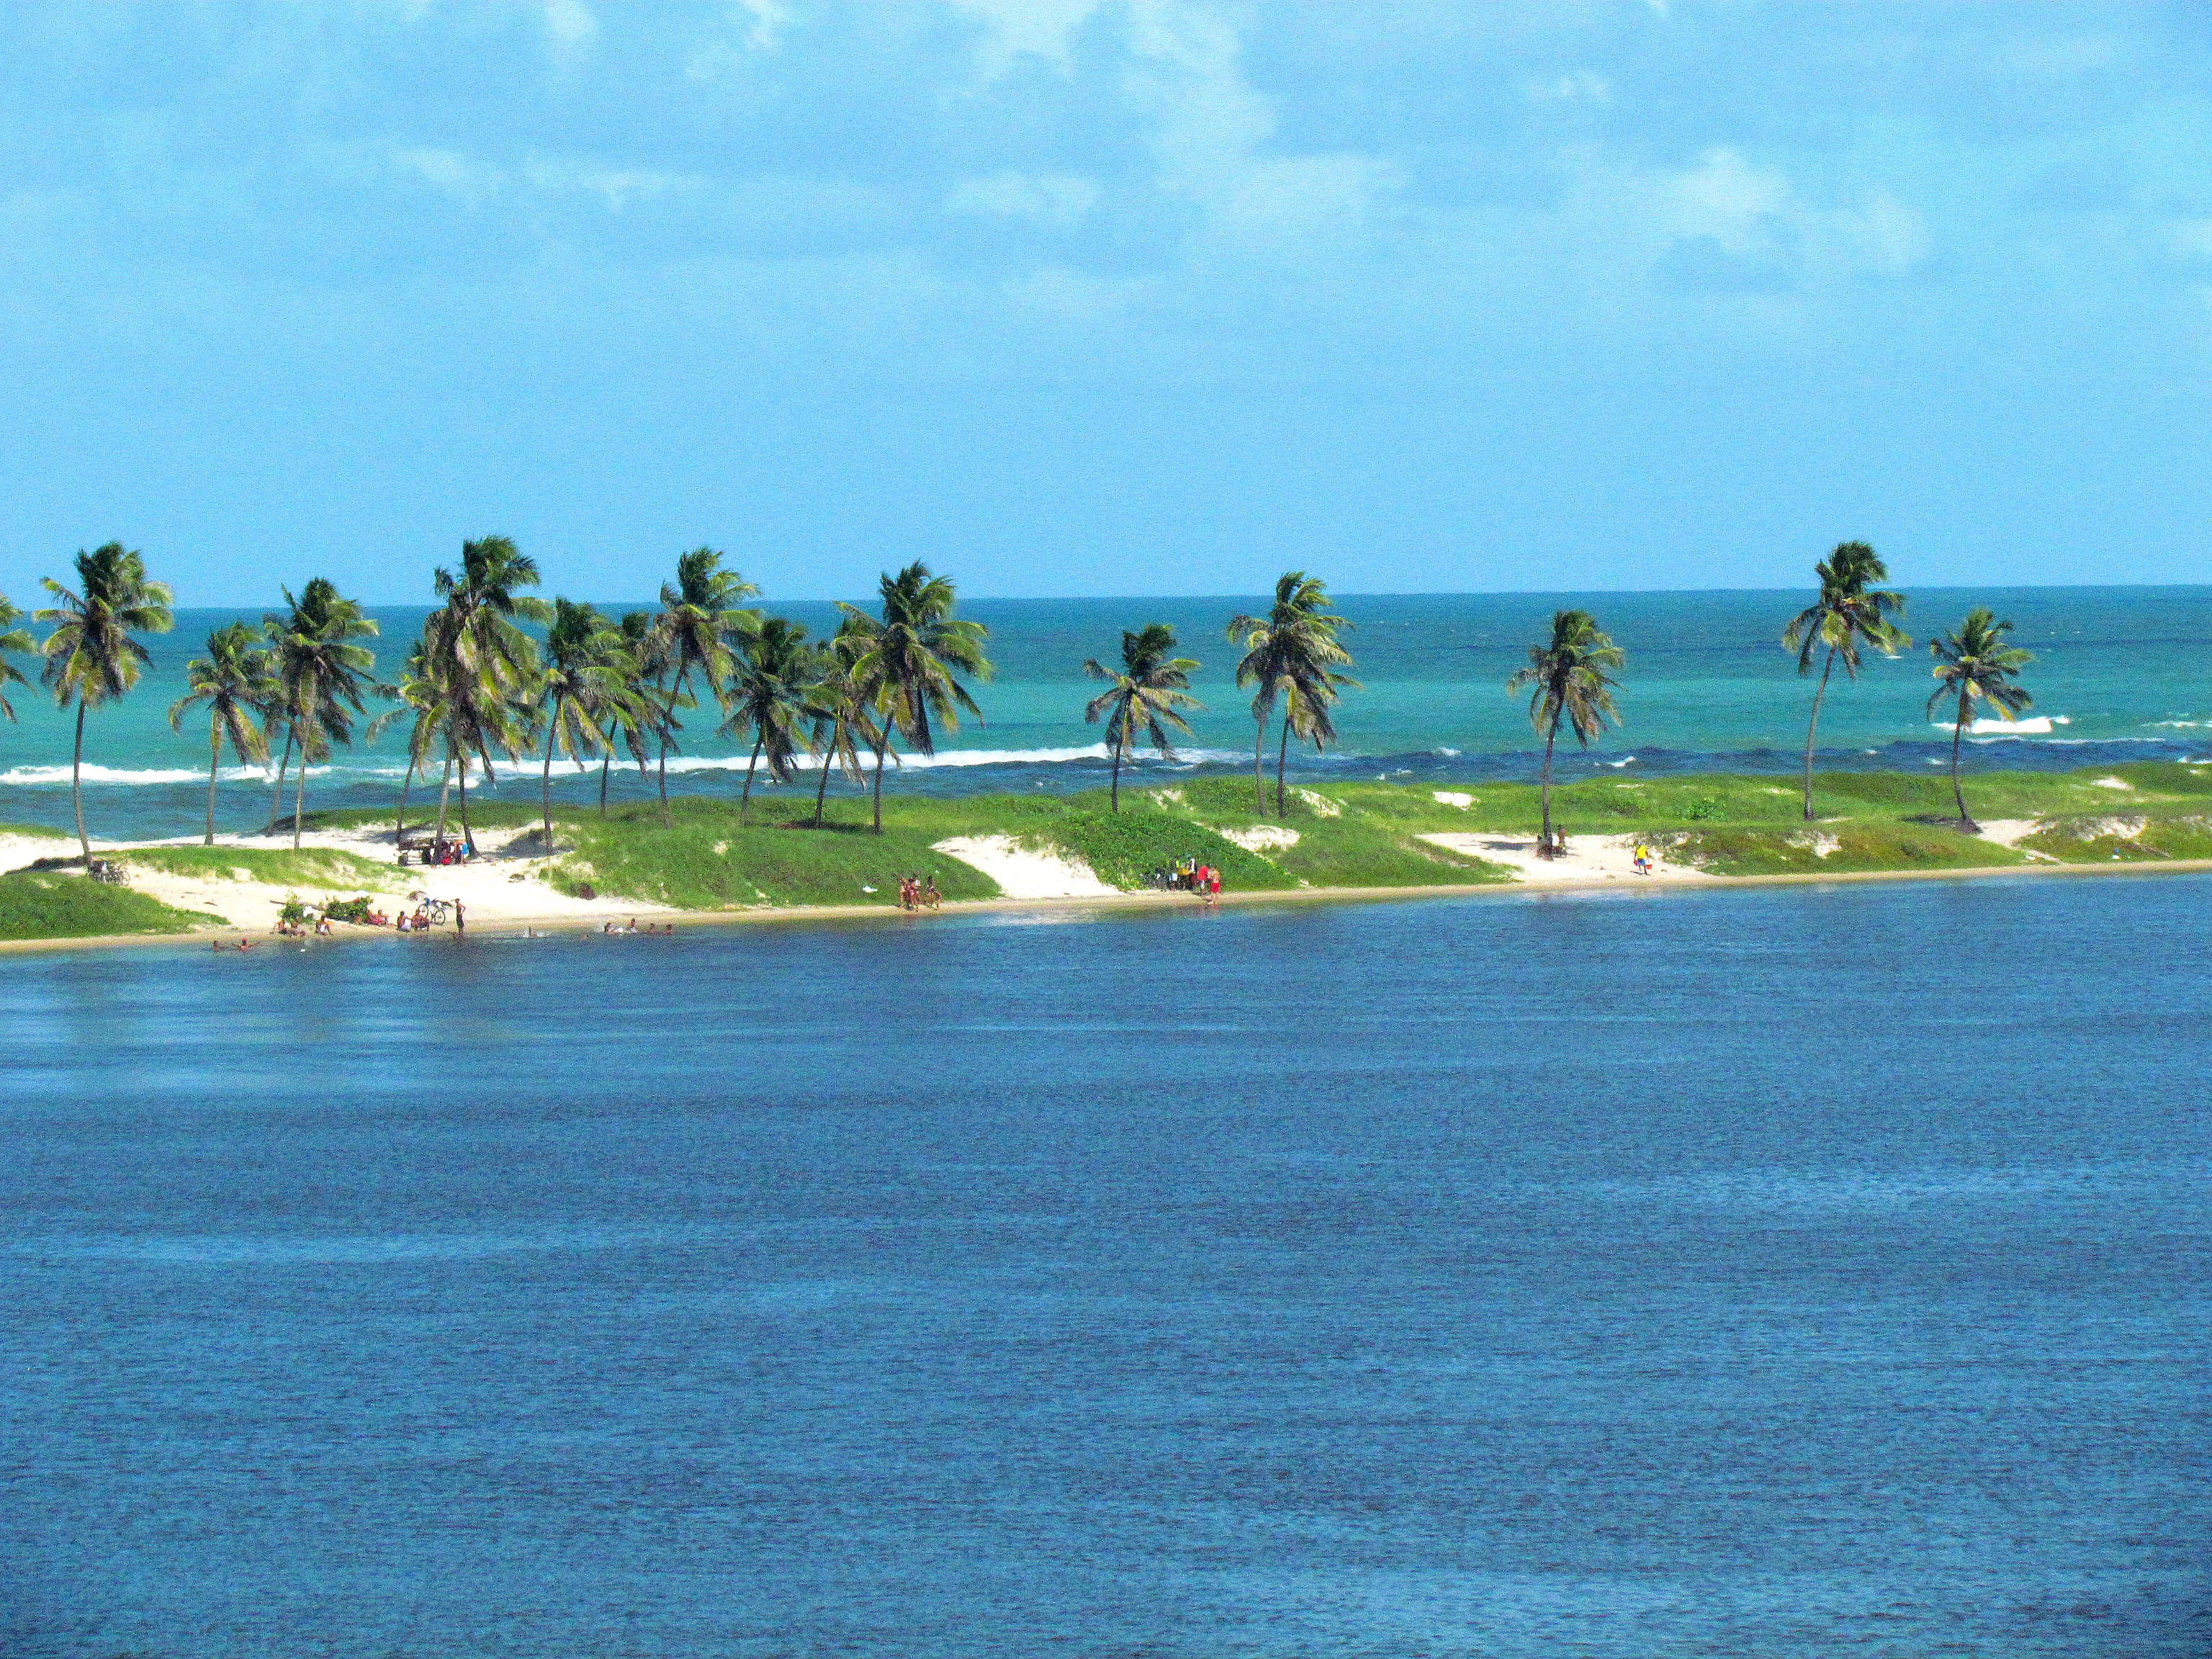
[0,539,2040,867]
[0,539,1002,862]
[1514,541,2034,848]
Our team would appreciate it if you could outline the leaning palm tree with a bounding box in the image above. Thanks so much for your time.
[1228,572,1358,814]
[1926,608,2032,831]
[266,578,379,848]
[0,595,33,721]
[804,623,881,830]
[722,616,819,825]
[1084,623,1202,811]
[840,562,992,833]
[535,598,638,852]
[36,542,175,864]
[1507,609,1624,857]
[651,548,760,825]
[169,620,278,845]
[1781,541,1909,821]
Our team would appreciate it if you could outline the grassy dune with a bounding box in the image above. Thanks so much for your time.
[0,870,215,939]
[284,757,2212,913]
[122,845,398,889]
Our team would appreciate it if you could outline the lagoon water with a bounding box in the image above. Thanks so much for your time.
[9,585,2212,842]
[3,875,2207,1657]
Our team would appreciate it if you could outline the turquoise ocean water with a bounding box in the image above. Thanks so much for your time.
[5,585,2211,838]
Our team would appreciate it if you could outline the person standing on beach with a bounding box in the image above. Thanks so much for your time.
[453,899,465,937]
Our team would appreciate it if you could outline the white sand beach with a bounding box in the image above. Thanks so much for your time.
[930,835,1118,898]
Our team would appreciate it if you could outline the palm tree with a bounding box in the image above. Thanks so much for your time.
[418,537,547,852]
[0,595,33,721]
[1507,610,1624,858]
[839,563,992,833]
[606,611,673,816]
[169,621,278,845]
[1228,572,1357,814]
[1083,623,1202,811]
[1926,608,2032,831]
[266,578,379,848]
[652,548,760,826]
[722,616,819,825]
[1781,541,1909,821]
[36,543,175,865]
[536,598,637,851]
[805,622,880,830]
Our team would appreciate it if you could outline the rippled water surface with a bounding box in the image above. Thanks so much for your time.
[1,875,2207,1657]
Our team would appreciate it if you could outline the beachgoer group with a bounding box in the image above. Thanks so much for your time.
[897,873,942,912]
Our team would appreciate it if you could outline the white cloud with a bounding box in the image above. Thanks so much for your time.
[946,0,1110,79]
[395,148,505,207]
[1531,71,1612,105]
[541,0,598,60]
[525,158,699,210]
[945,171,1099,229]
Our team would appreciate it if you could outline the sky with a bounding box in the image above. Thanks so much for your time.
[0,0,2207,606]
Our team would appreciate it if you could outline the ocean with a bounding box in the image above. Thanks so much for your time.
[5,585,2212,840]
[1,876,2206,1656]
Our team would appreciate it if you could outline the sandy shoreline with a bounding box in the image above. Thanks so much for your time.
[6,849,2211,958]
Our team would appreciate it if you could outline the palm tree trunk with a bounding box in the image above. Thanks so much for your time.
[811,722,838,828]
[394,754,416,843]
[457,756,472,853]
[870,737,887,834]
[1802,647,1837,822]
[1109,731,1122,813]
[205,724,221,846]
[657,737,670,828]
[71,701,89,867]
[292,746,308,850]
[1539,719,1559,856]
[741,737,762,827]
[1276,713,1292,816]
[598,753,611,817]
[541,725,558,853]
[1951,693,1972,827]
[433,752,454,849]
[1252,709,1267,812]
[266,729,294,835]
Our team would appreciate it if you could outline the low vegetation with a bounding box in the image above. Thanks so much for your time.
[119,845,397,889]
[0,870,214,940]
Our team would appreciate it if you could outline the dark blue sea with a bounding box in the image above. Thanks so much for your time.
[3,874,2206,1657]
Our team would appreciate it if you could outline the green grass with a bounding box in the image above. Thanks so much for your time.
[2020,810,2212,863]
[1036,811,1296,890]
[549,817,1001,909]
[0,871,216,939]
[122,845,398,889]
[1650,822,2031,876]
[246,760,2212,918]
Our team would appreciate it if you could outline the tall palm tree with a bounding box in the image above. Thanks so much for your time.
[266,578,379,848]
[36,543,174,865]
[1507,610,1624,858]
[417,537,547,851]
[169,621,278,845]
[536,598,638,851]
[375,638,444,844]
[839,562,992,833]
[1781,541,1909,821]
[0,595,33,721]
[1084,623,1202,811]
[606,611,672,816]
[805,622,880,830]
[1228,572,1357,814]
[1927,608,2032,831]
[722,616,819,825]
[652,548,760,825]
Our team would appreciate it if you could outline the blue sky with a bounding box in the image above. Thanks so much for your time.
[0,0,2206,604]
